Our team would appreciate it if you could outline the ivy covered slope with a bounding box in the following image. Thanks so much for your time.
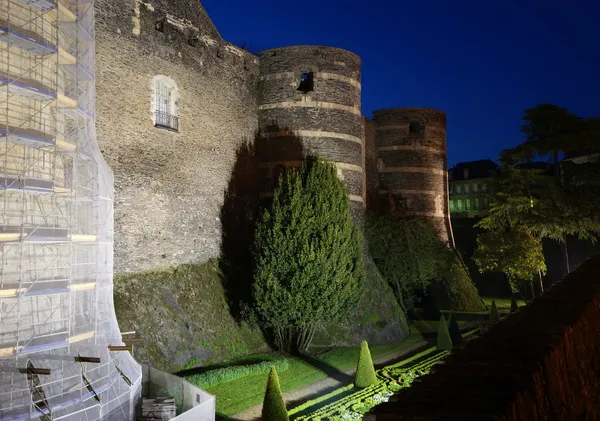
[311,256,409,347]
[113,261,268,372]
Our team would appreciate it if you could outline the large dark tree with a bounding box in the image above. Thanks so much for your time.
[490,104,600,275]
[473,230,546,298]
[251,158,365,353]
[366,213,451,313]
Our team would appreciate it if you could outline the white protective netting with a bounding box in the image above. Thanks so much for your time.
[0,0,142,419]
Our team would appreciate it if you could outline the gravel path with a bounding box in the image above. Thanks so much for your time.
[228,340,428,421]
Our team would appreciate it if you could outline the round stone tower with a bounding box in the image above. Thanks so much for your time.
[373,108,452,243]
[257,46,364,220]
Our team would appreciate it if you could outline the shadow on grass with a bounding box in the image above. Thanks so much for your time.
[175,355,279,377]
[296,353,354,384]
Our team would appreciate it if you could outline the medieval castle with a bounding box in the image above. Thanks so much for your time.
[95,0,453,274]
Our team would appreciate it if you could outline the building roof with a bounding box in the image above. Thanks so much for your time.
[448,159,498,181]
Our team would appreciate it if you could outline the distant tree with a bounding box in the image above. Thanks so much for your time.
[473,230,546,298]
[489,300,500,324]
[366,213,451,313]
[436,315,453,351]
[504,104,582,174]
[262,367,288,421]
[447,312,463,348]
[251,158,365,353]
[355,341,378,388]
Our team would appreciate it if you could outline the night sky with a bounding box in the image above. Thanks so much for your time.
[202,0,600,167]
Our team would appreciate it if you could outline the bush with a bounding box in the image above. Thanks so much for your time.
[252,158,365,352]
[447,312,463,348]
[489,300,500,324]
[262,366,288,421]
[355,341,377,388]
[186,358,290,389]
[436,316,452,351]
[510,296,519,314]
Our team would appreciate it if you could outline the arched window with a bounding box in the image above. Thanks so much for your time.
[152,76,180,132]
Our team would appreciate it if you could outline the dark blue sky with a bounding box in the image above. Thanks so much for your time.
[202,0,600,167]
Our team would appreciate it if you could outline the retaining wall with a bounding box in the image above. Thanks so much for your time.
[366,254,600,420]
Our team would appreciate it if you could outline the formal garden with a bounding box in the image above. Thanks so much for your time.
[166,104,600,419]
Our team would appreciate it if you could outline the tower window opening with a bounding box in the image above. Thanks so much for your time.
[152,76,180,132]
[297,72,314,94]
[408,121,424,134]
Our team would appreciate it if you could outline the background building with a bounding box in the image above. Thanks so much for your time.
[448,159,498,219]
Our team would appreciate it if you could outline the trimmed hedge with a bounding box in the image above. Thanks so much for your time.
[262,366,289,421]
[186,358,290,389]
[355,341,377,388]
[436,316,452,351]
[489,300,500,324]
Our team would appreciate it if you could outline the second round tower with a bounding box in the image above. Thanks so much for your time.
[373,108,451,242]
[257,46,364,220]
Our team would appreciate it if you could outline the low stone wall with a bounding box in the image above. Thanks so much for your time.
[366,254,600,421]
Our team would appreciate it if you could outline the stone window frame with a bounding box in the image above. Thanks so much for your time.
[151,75,180,132]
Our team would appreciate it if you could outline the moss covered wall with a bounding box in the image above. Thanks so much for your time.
[114,261,268,372]
[312,257,409,347]
[115,259,409,372]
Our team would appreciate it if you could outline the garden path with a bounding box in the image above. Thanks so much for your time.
[228,340,428,421]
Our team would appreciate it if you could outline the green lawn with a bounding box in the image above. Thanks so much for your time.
[203,333,424,417]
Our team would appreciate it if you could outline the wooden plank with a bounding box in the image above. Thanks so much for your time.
[18,367,51,375]
[74,356,101,363]
[108,346,132,352]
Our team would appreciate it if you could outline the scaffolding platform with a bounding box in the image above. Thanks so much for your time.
[0,175,55,193]
[56,104,94,121]
[58,22,92,44]
[0,126,56,148]
[59,63,94,82]
[0,225,70,243]
[0,279,71,297]
[18,0,58,12]
[0,20,58,56]
[0,71,56,101]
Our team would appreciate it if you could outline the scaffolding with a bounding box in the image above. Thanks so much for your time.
[0,0,142,420]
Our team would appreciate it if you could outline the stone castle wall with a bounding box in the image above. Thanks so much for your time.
[95,0,453,273]
[95,0,258,273]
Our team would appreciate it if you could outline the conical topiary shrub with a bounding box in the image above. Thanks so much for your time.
[489,300,500,324]
[510,296,519,314]
[436,315,453,351]
[355,340,377,388]
[262,366,288,421]
[447,312,464,348]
